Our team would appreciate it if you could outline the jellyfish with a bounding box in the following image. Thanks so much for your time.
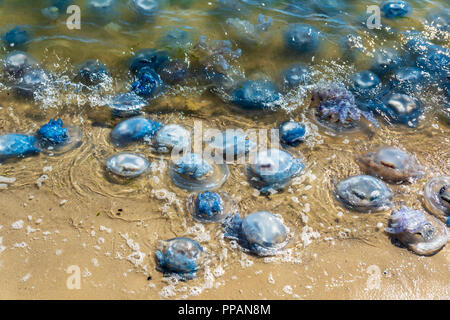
[106,92,147,117]
[0,134,40,161]
[131,67,165,98]
[245,148,305,194]
[379,92,423,127]
[87,0,118,23]
[151,124,191,154]
[74,60,110,86]
[280,64,311,90]
[110,117,162,147]
[129,0,162,18]
[390,67,424,92]
[3,51,37,78]
[231,79,282,110]
[205,130,256,159]
[386,206,448,256]
[283,24,320,54]
[36,119,82,155]
[381,1,412,19]
[2,26,29,48]
[106,153,149,178]
[157,60,189,85]
[129,48,170,75]
[371,48,401,76]
[356,146,423,183]
[223,211,289,256]
[335,175,393,212]
[187,191,236,223]
[423,176,450,224]
[351,71,381,96]
[279,121,307,147]
[14,67,50,98]
[339,34,364,62]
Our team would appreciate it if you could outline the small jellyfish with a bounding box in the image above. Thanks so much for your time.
[386,206,448,256]
[157,60,189,84]
[110,117,162,147]
[284,24,320,54]
[157,28,193,56]
[151,124,191,154]
[424,176,450,223]
[129,48,170,75]
[74,60,110,86]
[225,14,272,45]
[106,153,149,178]
[205,130,255,159]
[371,48,401,76]
[2,26,29,48]
[3,51,38,78]
[131,67,165,98]
[156,237,205,280]
[106,92,147,117]
[356,146,423,183]
[391,67,423,92]
[36,119,82,154]
[223,211,289,256]
[335,175,393,212]
[380,92,422,127]
[280,64,311,90]
[381,1,412,19]
[0,134,40,160]
[231,79,282,110]
[187,191,235,223]
[245,148,305,194]
[351,71,381,94]
[169,153,229,191]
[14,67,50,98]
[279,121,307,147]
[192,36,241,74]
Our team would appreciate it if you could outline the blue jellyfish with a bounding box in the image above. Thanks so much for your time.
[129,48,170,75]
[205,130,255,159]
[284,24,320,54]
[157,28,193,56]
[223,211,289,256]
[3,51,38,78]
[156,237,204,280]
[381,1,412,19]
[280,64,311,89]
[131,67,165,98]
[0,134,40,160]
[106,153,149,178]
[2,26,29,48]
[107,92,147,117]
[74,60,110,86]
[14,68,49,98]
[36,119,82,154]
[379,92,423,127]
[151,124,191,154]
[111,117,162,147]
[279,121,307,146]
[157,60,189,84]
[390,67,424,92]
[187,191,235,223]
[245,148,305,194]
[371,48,401,76]
[386,206,448,256]
[351,71,381,94]
[231,79,282,110]
[129,0,162,17]
[335,175,393,212]
[416,46,450,82]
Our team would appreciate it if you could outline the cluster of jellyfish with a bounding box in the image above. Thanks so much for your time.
[0,0,449,280]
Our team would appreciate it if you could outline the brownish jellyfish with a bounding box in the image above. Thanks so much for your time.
[424,176,450,226]
[356,146,423,183]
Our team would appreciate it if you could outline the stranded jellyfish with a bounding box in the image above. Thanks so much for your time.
[169,153,229,191]
[386,206,448,256]
[3,51,37,78]
[155,237,205,280]
[245,148,305,194]
[110,117,162,147]
[424,176,450,225]
[335,175,393,212]
[223,211,289,256]
[187,191,236,223]
[106,92,147,117]
[231,79,282,110]
[74,59,110,86]
[279,121,307,147]
[356,146,423,183]
[0,134,40,160]
[151,124,191,154]
[379,92,423,127]
[381,1,412,18]
[106,153,149,179]
[205,130,255,159]
[36,119,82,155]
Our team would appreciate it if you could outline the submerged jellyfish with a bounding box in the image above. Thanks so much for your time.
[356,146,423,183]
[279,121,307,147]
[106,92,147,117]
[3,51,37,78]
[157,60,189,84]
[280,64,311,90]
[131,67,165,98]
[225,14,272,45]
[151,124,191,154]
[231,79,282,110]
[129,48,169,75]
[381,1,412,18]
[386,206,448,256]
[87,0,118,23]
[335,175,393,212]
[110,117,162,147]
[158,28,193,55]
[416,46,450,82]
[2,26,29,48]
[130,0,161,17]
[379,92,422,127]
[155,237,205,280]
[311,85,378,131]
[223,211,289,256]
[14,67,49,97]
[246,148,305,194]
[205,130,256,159]
[106,153,149,178]
[187,191,235,223]
[351,71,381,95]
[391,67,423,92]
[169,153,229,191]
[371,48,401,76]
[284,24,320,54]
[74,60,110,86]
[36,119,82,154]
[424,176,450,223]
[0,134,40,160]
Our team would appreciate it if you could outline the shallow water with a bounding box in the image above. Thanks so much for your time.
[0,0,449,299]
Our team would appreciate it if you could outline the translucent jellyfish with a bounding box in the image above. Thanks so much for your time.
[423,176,450,224]
[192,36,241,74]
[131,67,165,98]
[391,67,424,92]
[356,146,423,183]
[381,1,412,18]
[110,117,162,147]
[205,130,256,159]
[129,0,162,17]
[36,119,82,155]
[151,124,191,154]
[283,24,320,54]
[386,206,448,256]
[2,26,29,48]
[311,84,378,131]
[157,28,194,57]
[0,134,40,160]
[280,64,311,90]
[129,48,169,75]
[106,92,147,117]
[157,60,189,84]
[225,14,272,44]
[380,92,422,127]
[371,48,401,76]
[245,148,305,194]
[335,175,393,212]
[223,211,289,256]
[3,51,37,78]
[231,79,282,110]
[106,153,149,178]
[74,60,110,86]
[169,153,229,191]
[279,121,307,147]
[14,67,50,98]
[351,71,381,95]
[187,191,236,223]
[156,237,205,280]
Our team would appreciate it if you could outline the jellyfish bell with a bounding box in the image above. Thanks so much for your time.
[187,191,236,223]
[423,176,450,223]
[106,153,149,180]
